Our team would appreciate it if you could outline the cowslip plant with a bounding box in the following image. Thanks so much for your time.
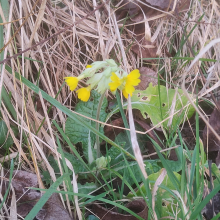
[64,59,141,101]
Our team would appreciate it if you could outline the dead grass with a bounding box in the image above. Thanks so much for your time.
[1,0,220,219]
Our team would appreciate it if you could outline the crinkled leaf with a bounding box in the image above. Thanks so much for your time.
[78,182,97,195]
[42,170,53,186]
[108,131,147,164]
[157,159,182,173]
[47,152,88,180]
[106,83,195,129]
[63,151,88,178]
[65,90,107,164]
[103,160,161,186]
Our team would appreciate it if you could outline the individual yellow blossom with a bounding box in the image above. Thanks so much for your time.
[108,72,122,92]
[64,74,85,91]
[76,86,91,102]
[64,77,79,91]
[123,69,140,98]
[108,69,140,98]
[86,65,92,68]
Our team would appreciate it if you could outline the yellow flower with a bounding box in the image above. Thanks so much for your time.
[76,86,91,102]
[108,72,122,92]
[86,65,92,68]
[64,77,79,91]
[123,69,140,98]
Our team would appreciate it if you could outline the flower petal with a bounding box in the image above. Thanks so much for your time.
[122,89,128,99]
[125,84,135,94]
[128,69,140,79]
[86,65,92,68]
[76,87,91,102]
[127,78,141,86]
[109,82,119,92]
[64,77,79,91]
[108,72,122,92]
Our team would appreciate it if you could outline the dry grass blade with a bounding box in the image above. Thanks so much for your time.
[9,186,17,220]
[181,38,220,144]
[152,168,167,220]
[0,0,14,107]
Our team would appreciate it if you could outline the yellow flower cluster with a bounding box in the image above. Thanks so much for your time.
[64,60,141,102]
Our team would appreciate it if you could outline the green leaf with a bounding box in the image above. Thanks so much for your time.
[103,160,161,186]
[78,182,97,195]
[108,131,147,164]
[65,90,107,164]
[42,170,53,186]
[63,151,88,179]
[128,169,181,197]
[106,83,195,129]
[128,169,182,219]
[47,152,88,179]
[157,159,182,173]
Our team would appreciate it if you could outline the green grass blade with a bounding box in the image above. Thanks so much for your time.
[122,153,153,218]
[29,188,145,220]
[116,91,130,141]
[25,174,67,220]
[0,159,14,210]
[17,55,43,62]
[107,168,138,197]
[56,134,73,201]
[53,120,90,170]
[149,138,180,191]
[189,148,196,193]
[189,184,220,220]
[36,82,65,134]
[211,213,220,220]
[195,90,200,192]
[2,86,17,119]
